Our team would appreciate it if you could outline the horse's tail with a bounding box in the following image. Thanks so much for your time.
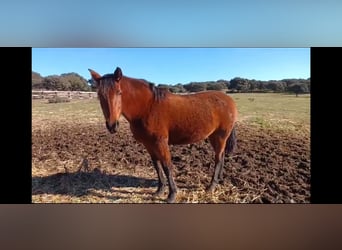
[225,125,237,155]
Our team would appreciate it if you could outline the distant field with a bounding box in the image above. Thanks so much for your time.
[32,98,101,128]
[233,93,310,133]
[32,93,310,203]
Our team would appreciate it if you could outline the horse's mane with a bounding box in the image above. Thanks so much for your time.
[97,74,169,102]
[130,77,169,102]
[147,82,169,102]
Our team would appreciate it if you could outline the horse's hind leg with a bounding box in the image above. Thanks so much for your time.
[207,133,228,192]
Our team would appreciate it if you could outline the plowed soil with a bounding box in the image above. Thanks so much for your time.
[32,118,310,203]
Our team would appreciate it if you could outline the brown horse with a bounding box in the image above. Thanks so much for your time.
[89,67,238,203]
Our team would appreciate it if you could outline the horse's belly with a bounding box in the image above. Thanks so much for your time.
[168,128,211,145]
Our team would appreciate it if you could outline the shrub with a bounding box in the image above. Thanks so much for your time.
[48,96,71,103]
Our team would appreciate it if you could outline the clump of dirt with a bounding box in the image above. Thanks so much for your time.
[32,120,310,203]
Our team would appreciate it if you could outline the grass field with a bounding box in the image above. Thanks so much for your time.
[32,92,310,203]
[233,93,310,133]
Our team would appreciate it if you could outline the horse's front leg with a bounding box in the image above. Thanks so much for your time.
[160,160,178,203]
[152,138,178,203]
[151,159,167,197]
[145,145,169,199]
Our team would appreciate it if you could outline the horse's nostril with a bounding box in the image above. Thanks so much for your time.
[106,121,111,131]
[106,121,119,133]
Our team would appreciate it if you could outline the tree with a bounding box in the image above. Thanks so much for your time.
[183,82,207,92]
[216,79,230,89]
[158,84,170,89]
[169,84,186,93]
[41,75,63,90]
[207,82,227,91]
[61,73,90,91]
[229,77,250,92]
[32,71,44,89]
[265,81,286,92]
[39,73,91,91]
[288,83,309,97]
[248,80,257,91]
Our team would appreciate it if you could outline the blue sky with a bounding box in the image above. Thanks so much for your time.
[32,48,310,84]
[1,1,342,46]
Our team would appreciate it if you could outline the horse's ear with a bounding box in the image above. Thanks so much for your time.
[114,67,122,81]
[88,69,101,81]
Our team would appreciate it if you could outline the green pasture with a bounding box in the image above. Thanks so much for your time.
[231,93,310,133]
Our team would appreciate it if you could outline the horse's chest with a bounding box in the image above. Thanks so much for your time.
[130,125,148,141]
[129,119,156,142]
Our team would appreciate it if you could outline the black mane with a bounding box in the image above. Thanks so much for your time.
[100,74,115,82]
[148,82,169,102]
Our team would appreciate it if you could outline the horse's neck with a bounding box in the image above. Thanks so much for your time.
[121,77,154,122]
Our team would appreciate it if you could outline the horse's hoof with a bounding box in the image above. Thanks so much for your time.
[166,194,177,203]
[206,184,216,193]
[152,191,164,198]
[152,187,166,198]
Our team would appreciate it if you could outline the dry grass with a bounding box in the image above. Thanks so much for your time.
[32,154,264,203]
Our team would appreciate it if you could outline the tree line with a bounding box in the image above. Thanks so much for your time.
[32,71,310,96]
[32,72,92,91]
[156,77,310,96]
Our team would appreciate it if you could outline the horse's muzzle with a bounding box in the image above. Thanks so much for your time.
[106,120,119,134]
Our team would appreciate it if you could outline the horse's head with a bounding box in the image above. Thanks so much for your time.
[88,67,123,134]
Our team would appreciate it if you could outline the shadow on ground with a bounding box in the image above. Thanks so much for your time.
[32,169,158,197]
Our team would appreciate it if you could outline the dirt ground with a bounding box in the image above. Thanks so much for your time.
[32,119,310,203]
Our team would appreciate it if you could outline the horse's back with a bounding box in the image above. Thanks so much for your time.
[172,91,237,121]
[152,91,237,144]
[192,91,237,127]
